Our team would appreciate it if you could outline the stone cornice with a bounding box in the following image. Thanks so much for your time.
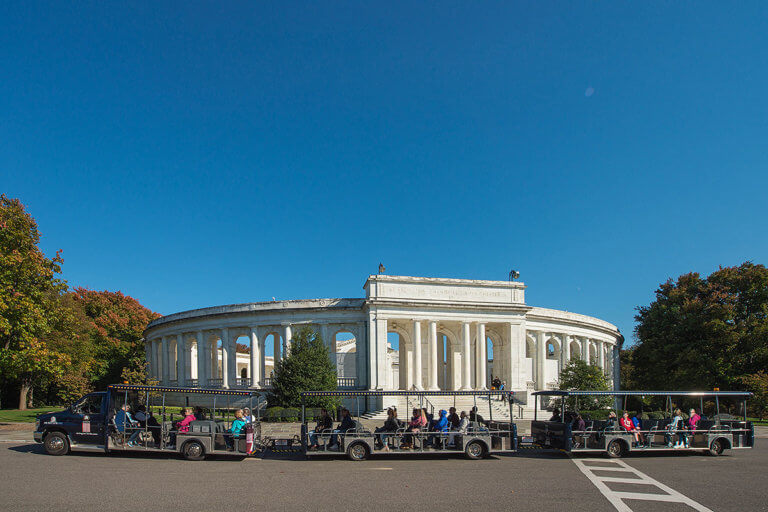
[145,298,365,333]
[526,307,620,337]
[365,274,526,289]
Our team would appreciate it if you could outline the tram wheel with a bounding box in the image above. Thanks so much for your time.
[182,440,205,461]
[347,442,369,461]
[708,439,724,456]
[465,440,486,460]
[607,440,626,458]
[44,432,69,456]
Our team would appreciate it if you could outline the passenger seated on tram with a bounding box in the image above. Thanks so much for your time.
[447,411,469,447]
[422,408,434,428]
[665,409,687,448]
[688,409,701,431]
[447,407,460,429]
[400,408,427,449]
[469,406,485,425]
[426,409,450,447]
[572,413,586,432]
[115,404,142,447]
[308,408,334,450]
[169,407,196,449]
[146,411,161,446]
[605,411,618,430]
[226,409,247,450]
[328,408,355,450]
[620,411,645,446]
[374,408,400,450]
[549,409,562,422]
[134,405,148,428]
[242,408,256,423]
[194,406,206,421]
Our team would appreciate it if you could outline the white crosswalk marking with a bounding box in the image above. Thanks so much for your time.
[571,458,713,512]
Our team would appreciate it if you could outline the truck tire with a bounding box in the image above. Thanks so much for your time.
[607,439,626,458]
[465,440,486,460]
[44,432,70,456]
[347,442,369,461]
[182,440,206,461]
[708,439,724,456]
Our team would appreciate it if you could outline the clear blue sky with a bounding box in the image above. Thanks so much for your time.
[3,2,767,344]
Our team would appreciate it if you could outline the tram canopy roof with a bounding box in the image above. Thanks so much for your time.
[108,384,264,397]
[532,390,752,398]
[301,390,515,398]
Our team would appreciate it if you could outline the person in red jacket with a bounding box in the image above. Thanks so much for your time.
[620,411,645,446]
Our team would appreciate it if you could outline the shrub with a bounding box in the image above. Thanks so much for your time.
[282,408,300,422]
[265,406,283,422]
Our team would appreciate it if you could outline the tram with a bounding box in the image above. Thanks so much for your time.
[530,390,755,457]
[299,390,518,460]
[34,384,265,460]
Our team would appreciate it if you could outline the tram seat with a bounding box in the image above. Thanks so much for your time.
[189,420,217,434]
[468,421,487,432]
[352,420,370,434]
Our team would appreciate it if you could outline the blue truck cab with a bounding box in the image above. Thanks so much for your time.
[34,391,109,455]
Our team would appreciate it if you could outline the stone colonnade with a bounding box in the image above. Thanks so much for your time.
[386,319,615,392]
[146,321,366,389]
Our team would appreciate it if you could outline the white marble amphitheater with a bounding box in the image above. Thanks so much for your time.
[143,275,623,413]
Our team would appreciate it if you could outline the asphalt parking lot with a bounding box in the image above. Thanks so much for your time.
[1,438,766,512]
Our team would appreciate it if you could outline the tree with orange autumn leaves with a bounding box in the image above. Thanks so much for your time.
[0,195,159,408]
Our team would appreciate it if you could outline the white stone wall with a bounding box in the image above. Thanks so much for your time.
[144,275,623,398]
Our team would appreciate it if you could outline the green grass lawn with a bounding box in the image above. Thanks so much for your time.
[0,407,64,423]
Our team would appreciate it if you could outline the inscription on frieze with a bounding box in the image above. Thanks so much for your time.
[375,282,523,304]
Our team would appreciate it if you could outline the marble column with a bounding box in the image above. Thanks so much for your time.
[562,334,570,371]
[398,337,408,390]
[476,323,487,389]
[273,331,281,364]
[412,320,423,390]
[405,344,413,390]
[161,336,170,384]
[250,327,260,387]
[220,329,229,388]
[176,334,186,387]
[582,338,590,364]
[320,324,335,369]
[197,331,208,387]
[536,331,546,389]
[461,322,471,390]
[149,339,158,379]
[210,338,219,380]
[598,340,605,371]
[428,321,438,390]
[283,324,292,357]
[370,317,388,390]
[144,339,151,378]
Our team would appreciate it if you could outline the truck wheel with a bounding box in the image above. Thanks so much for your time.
[347,442,369,461]
[607,440,626,458]
[465,440,486,460]
[708,439,724,456]
[182,440,205,461]
[44,432,69,456]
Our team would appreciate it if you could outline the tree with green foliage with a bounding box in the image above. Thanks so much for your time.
[632,262,768,395]
[269,326,339,411]
[0,195,68,408]
[558,358,612,409]
[739,371,768,420]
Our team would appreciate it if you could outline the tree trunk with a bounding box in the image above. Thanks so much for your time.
[18,381,30,410]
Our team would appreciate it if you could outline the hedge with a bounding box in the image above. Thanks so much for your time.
[281,408,300,421]
[265,407,284,422]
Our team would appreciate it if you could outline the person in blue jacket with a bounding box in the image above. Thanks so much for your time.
[427,409,450,447]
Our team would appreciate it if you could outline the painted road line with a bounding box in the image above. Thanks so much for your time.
[572,458,713,512]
